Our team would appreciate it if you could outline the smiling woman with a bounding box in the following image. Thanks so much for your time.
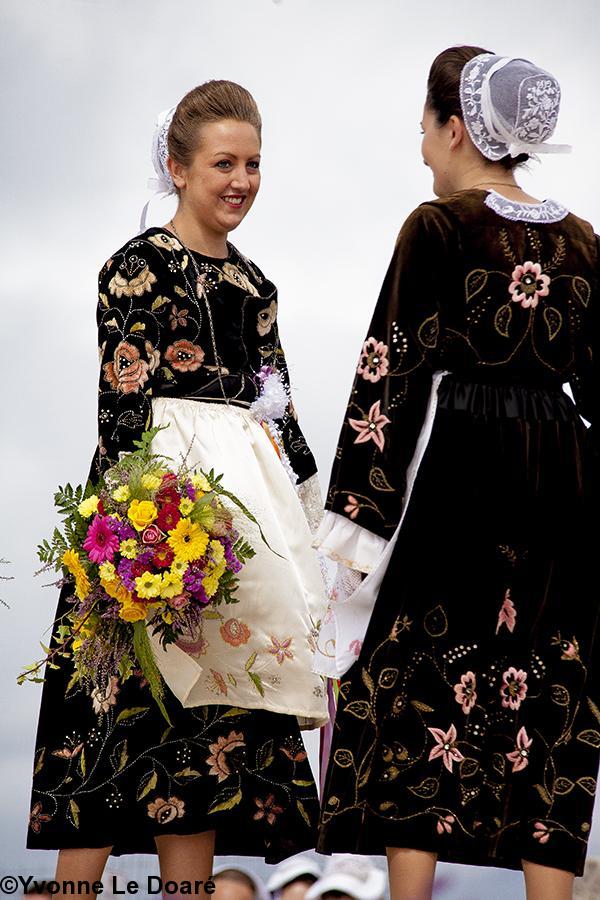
[26,79,328,896]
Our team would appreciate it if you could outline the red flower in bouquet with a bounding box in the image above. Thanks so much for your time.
[153,544,174,569]
[156,503,181,532]
[156,474,181,507]
[83,515,120,564]
[141,524,166,546]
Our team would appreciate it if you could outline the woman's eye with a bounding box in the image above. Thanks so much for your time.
[247,161,260,171]
[216,160,232,169]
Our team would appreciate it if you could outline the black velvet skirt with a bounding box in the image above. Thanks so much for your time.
[26,585,319,863]
[318,375,598,876]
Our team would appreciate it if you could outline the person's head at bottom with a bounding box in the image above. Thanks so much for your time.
[305,856,386,900]
[214,866,267,900]
[267,854,322,900]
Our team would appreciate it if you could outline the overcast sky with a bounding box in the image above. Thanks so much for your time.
[1,1,598,895]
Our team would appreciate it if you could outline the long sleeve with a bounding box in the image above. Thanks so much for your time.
[568,234,597,440]
[89,240,169,482]
[322,204,454,547]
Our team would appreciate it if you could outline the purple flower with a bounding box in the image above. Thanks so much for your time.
[183,564,205,594]
[105,516,136,541]
[184,481,196,500]
[117,558,136,591]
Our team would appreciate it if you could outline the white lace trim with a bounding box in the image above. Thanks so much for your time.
[296,473,325,536]
[485,190,569,223]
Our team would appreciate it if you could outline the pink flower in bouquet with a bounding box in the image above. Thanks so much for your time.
[83,515,120,564]
[156,503,181,532]
[170,593,190,610]
[141,524,166,545]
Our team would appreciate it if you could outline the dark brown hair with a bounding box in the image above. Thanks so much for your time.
[426,45,529,170]
[168,80,262,167]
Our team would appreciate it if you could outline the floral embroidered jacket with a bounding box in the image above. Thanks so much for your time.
[325,190,597,541]
[91,228,317,485]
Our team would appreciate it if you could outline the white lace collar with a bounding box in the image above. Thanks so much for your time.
[484,190,569,223]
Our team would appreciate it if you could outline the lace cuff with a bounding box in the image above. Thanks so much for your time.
[296,473,325,536]
[312,510,387,574]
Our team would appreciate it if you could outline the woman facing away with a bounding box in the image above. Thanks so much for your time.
[313,47,597,900]
[27,81,329,895]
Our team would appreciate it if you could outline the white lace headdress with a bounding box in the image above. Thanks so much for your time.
[460,54,571,161]
[139,106,177,232]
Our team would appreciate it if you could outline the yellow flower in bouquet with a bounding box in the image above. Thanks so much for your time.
[170,557,188,578]
[72,615,97,650]
[203,562,227,599]
[62,549,91,601]
[159,571,184,599]
[141,473,162,491]
[127,499,158,532]
[118,600,148,623]
[119,538,138,559]
[209,539,225,565]
[179,497,194,516]
[135,571,162,599]
[191,473,211,493]
[111,484,130,502]
[98,561,117,581]
[167,519,209,562]
[101,576,132,604]
[78,495,99,518]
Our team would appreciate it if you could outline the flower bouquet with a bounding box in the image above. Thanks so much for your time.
[19,426,258,723]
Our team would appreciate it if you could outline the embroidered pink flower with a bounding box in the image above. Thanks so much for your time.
[533,821,550,844]
[253,794,285,825]
[344,495,360,520]
[91,675,120,714]
[551,633,581,661]
[29,802,52,834]
[428,724,464,773]
[348,401,391,452]
[147,796,185,824]
[205,731,246,782]
[268,635,294,665]
[506,726,533,772]
[509,261,550,309]
[220,618,251,647]
[436,814,455,835]
[357,337,390,383]
[349,639,363,656]
[500,667,528,710]
[496,588,517,634]
[453,671,477,714]
[83,515,120,563]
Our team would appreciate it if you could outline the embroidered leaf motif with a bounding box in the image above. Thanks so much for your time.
[466,269,488,302]
[174,285,187,297]
[577,730,600,749]
[227,673,237,687]
[136,770,158,800]
[203,609,224,620]
[424,604,448,638]
[160,726,172,744]
[534,783,552,805]
[161,367,175,381]
[587,696,600,725]
[257,740,274,769]
[34,748,45,775]
[369,466,394,492]
[69,799,80,829]
[573,276,591,307]
[410,700,434,713]
[248,672,265,697]
[553,777,575,795]
[494,304,512,338]
[417,313,439,349]
[543,307,562,341]
[378,668,398,689]
[408,777,439,799]
[79,749,86,778]
[174,767,202,779]
[151,295,169,311]
[208,787,242,814]
[379,800,399,813]
[130,322,145,333]
[99,292,109,308]
[245,652,258,672]
[577,777,597,796]
[492,753,506,777]
[105,317,118,329]
[345,701,371,720]
[220,707,251,718]
[296,800,312,828]
[116,706,150,724]
[333,749,354,769]
[460,757,479,778]
[362,668,375,696]
[111,739,128,772]
[551,684,570,706]
[292,779,314,787]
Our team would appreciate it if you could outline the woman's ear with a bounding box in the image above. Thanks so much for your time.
[167,156,186,190]
[448,115,466,152]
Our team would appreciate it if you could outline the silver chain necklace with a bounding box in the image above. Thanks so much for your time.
[167,220,230,406]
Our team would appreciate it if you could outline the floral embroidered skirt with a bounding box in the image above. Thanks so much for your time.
[26,591,320,862]
[318,376,598,876]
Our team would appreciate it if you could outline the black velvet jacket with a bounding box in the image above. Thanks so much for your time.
[325,190,597,539]
[91,228,317,484]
